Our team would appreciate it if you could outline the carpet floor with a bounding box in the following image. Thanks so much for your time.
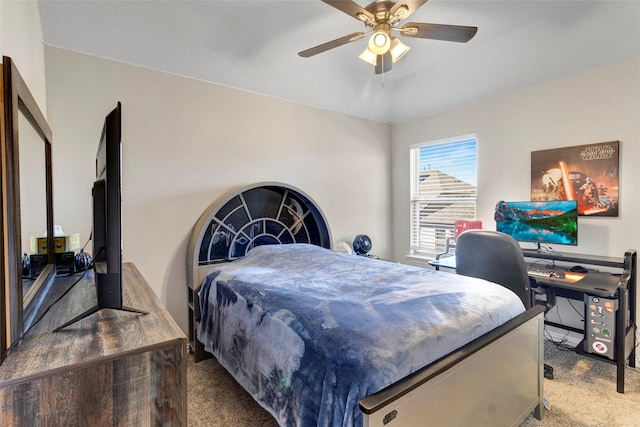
[187,340,640,426]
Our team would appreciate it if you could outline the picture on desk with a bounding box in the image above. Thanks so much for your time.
[531,141,619,217]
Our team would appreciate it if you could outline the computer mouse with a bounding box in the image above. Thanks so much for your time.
[568,265,588,274]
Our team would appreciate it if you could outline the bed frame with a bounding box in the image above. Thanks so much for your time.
[187,182,545,426]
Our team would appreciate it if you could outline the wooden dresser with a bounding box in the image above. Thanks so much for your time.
[0,263,187,426]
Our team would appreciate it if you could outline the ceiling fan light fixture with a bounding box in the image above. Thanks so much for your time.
[368,30,391,55]
[359,48,394,74]
[389,37,410,62]
[359,47,377,65]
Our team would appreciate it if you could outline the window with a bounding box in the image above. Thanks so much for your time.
[410,135,477,258]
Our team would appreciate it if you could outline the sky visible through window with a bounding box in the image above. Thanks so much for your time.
[419,138,477,186]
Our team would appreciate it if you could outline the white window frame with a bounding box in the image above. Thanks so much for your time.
[409,134,478,260]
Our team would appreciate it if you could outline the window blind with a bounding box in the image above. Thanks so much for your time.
[410,136,477,258]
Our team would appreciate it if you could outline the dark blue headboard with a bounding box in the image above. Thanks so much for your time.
[187,182,332,289]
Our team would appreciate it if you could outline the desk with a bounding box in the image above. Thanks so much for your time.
[429,249,637,393]
[429,254,456,270]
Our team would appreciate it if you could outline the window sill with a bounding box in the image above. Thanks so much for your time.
[405,254,435,267]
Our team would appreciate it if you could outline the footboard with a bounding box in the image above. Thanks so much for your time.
[360,305,545,426]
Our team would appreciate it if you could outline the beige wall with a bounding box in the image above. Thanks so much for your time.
[1,0,49,288]
[391,59,640,352]
[44,46,392,333]
[0,0,47,113]
[392,59,640,263]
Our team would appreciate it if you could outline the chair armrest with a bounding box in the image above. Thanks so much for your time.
[435,237,456,261]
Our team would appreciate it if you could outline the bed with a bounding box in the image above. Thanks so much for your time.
[187,183,545,427]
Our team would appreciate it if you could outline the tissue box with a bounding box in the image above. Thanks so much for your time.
[30,233,80,254]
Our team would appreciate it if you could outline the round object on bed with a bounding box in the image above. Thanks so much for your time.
[352,234,372,255]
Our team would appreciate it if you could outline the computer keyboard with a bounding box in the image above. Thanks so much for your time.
[526,263,564,279]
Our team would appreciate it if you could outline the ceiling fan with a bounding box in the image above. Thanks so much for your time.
[298,0,478,74]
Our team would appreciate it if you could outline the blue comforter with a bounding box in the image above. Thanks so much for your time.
[198,244,525,427]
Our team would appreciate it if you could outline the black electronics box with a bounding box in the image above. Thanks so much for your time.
[28,254,47,278]
[55,251,76,275]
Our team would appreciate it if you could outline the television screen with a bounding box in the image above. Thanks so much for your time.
[495,200,578,246]
[53,102,145,332]
[93,102,123,308]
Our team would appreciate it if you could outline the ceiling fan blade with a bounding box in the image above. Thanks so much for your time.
[375,52,393,74]
[390,0,429,21]
[298,32,366,58]
[400,22,478,43]
[321,0,375,23]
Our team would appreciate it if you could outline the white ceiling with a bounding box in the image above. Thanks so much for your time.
[38,0,640,124]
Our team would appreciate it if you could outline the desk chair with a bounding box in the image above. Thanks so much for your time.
[455,229,556,378]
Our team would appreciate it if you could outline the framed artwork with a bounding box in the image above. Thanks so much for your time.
[531,141,620,217]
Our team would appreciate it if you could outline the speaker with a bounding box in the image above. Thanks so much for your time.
[22,253,31,277]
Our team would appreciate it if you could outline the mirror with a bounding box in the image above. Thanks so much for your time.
[1,56,55,363]
[19,112,47,297]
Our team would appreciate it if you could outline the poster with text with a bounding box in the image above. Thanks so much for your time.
[531,141,619,216]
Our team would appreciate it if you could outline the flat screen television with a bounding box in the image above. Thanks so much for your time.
[54,102,145,331]
[93,102,125,308]
[495,200,578,248]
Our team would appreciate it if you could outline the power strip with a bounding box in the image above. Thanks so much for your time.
[544,327,582,349]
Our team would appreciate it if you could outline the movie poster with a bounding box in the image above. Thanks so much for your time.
[531,141,619,216]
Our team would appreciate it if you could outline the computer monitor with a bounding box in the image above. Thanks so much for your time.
[495,200,578,249]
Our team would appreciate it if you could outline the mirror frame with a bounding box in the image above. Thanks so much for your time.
[1,56,55,362]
